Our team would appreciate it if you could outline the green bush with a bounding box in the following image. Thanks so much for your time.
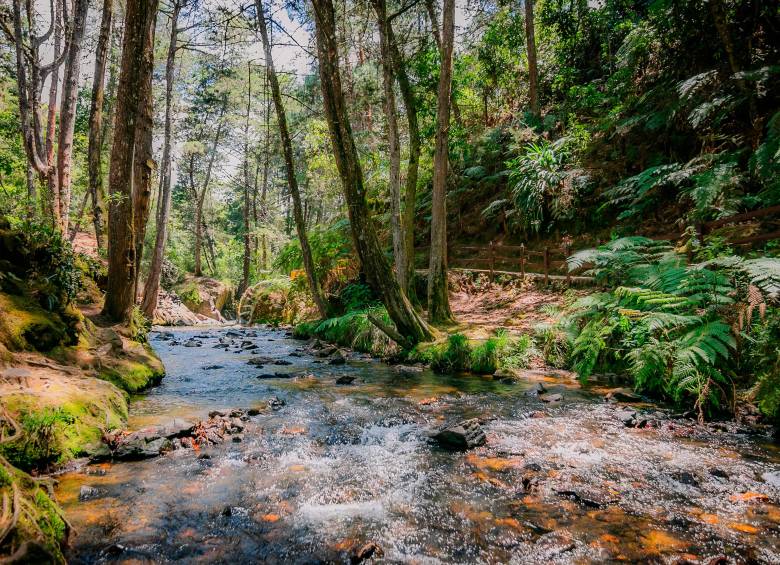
[430,333,471,373]
[564,239,780,421]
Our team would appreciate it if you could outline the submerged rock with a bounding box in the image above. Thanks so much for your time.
[431,419,487,450]
[336,375,356,385]
[606,388,642,403]
[329,350,347,365]
[79,485,102,502]
[267,396,286,409]
[393,364,424,376]
[350,542,384,564]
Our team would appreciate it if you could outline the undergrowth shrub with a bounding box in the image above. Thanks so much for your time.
[563,237,780,421]
[0,408,74,471]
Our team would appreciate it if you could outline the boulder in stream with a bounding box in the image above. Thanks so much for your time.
[336,375,356,385]
[431,419,486,450]
[539,393,563,403]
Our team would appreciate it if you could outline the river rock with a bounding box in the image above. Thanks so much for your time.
[350,542,384,564]
[393,365,424,376]
[79,485,102,502]
[184,339,202,348]
[316,345,337,357]
[267,396,285,409]
[113,436,174,460]
[274,359,293,366]
[555,487,613,508]
[160,419,197,438]
[329,351,347,365]
[431,419,486,450]
[606,388,642,403]
[539,393,563,403]
[336,375,356,385]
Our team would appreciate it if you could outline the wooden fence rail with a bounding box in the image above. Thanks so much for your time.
[414,204,780,287]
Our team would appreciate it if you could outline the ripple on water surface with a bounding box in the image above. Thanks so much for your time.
[57,326,780,563]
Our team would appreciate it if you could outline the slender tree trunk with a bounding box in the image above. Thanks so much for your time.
[240,60,253,296]
[427,0,455,323]
[56,0,89,234]
[45,0,62,223]
[103,0,160,322]
[387,19,420,300]
[311,0,432,344]
[524,0,539,116]
[87,0,112,252]
[193,105,225,277]
[372,0,404,291]
[256,0,328,318]
[141,0,181,318]
[131,0,159,301]
[424,0,462,129]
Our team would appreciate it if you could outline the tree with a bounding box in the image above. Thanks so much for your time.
[371,0,404,292]
[87,0,113,251]
[141,0,184,318]
[311,0,432,344]
[103,0,159,321]
[55,0,89,233]
[524,0,538,116]
[256,0,328,318]
[427,0,455,323]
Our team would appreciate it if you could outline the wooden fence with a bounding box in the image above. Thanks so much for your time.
[415,204,780,287]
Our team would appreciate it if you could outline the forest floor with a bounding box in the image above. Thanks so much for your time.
[446,271,584,340]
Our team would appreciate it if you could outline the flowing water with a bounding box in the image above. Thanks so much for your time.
[57,327,780,563]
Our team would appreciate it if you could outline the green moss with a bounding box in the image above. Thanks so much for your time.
[0,293,71,351]
[0,464,67,562]
[178,281,202,306]
[99,356,163,393]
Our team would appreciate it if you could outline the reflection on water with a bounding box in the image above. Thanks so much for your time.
[57,327,780,563]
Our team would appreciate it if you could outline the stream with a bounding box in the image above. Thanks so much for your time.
[56,326,780,563]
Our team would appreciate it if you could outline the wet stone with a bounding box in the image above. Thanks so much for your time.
[336,375,356,385]
[329,351,347,365]
[267,396,286,409]
[539,393,563,403]
[350,542,383,564]
[79,485,102,502]
[606,388,642,403]
[184,339,202,347]
[555,487,613,508]
[709,468,729,480]
[274,359,293,366]
[431,419,487,451]
[394,365,424,376]
[203,365,223,370]
[671,471,699,487]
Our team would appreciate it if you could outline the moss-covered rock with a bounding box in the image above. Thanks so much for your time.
[0,294,76,352]
[0,460,68,563]
[174,276,235,321]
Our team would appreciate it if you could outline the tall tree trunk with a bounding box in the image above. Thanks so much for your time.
[103,0,159,322]
[193,105,225,277]
[387,19,419,300]
[427,0,455,323]
[131,0,159,301]
[371,0,404,291]
[524,0,539,116]
[424,0,462,129]
[45,0,62,223]
[240,60,253,296]
[87,0,113,252]
[311,0,432,344]
[256,0,328,318]
[56,0,89,234]
[141,0,181,318]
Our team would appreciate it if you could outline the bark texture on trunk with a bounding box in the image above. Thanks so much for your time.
[311,0,432,344]
[372,0,405,291]
[240,60,252,296]
[87,0,113,252]
[427,0,455,323]
[141,0,181,318]
[131,1,159,301]
[103,0,159,322]
[193,107,225,277]
[424,0,462,128]
[56,0,89,234]
[524,0,539,116]
[256,0,328,318]
[387,21,420,300]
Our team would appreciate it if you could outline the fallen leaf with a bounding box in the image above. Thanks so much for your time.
[261,514,280,522]
[729,522,759,534]
[729,492,769,503]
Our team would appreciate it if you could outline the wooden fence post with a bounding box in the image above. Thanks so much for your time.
[519,243,526,280]
[543,246,550,285]
[489,241,495,283]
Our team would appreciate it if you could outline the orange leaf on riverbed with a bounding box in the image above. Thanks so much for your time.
[261,514,281,522]
[418,397,439,405]
[729,492,769,503]
[729,522,759,534]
